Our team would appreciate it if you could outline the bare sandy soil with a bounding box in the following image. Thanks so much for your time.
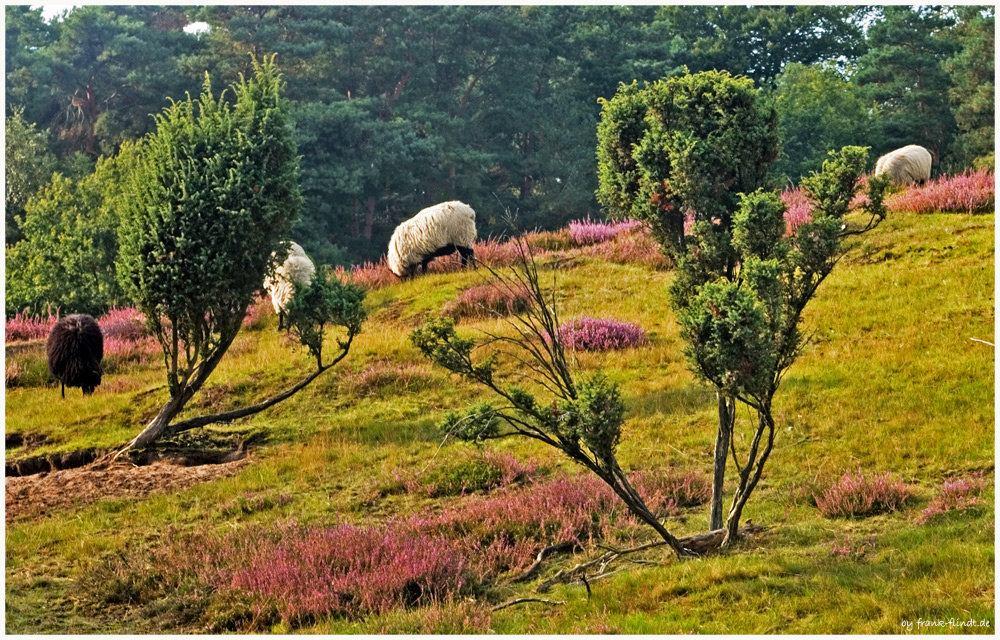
[5,455,250,522]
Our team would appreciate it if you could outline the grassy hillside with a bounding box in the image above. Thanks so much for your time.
[4,209,994,634]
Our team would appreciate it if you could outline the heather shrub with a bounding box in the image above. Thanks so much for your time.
[577,226,670,268]
[629,469,713,510]
[241,294,273,330]
[556,317,648,351]
[917,472,989,524]
[568,218,643,246]
[98,307,148,341]
[223,523,470,624]
[814,470,913,518]
[885,169,995,214]
[779,187,813,235]
[5,306,60,342]
[442,282,533,320]
[341,360,436,398]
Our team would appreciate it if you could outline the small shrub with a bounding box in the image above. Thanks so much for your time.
[629,469,713,510]
[917,472,988,524]
[814,469,913,518]
[886,169,995,214]
[556,317,648,351]
[442,282,534,320]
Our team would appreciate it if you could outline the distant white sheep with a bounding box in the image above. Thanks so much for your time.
[874,145,933,185]
[263,241,316,330]
[387,201,477,278]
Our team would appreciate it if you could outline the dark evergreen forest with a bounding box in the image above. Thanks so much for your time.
[5,5,994,315]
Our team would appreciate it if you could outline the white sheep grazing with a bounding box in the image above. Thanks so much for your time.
[387,201,477,278]
[263,241,316,330]
[874,145,933,185]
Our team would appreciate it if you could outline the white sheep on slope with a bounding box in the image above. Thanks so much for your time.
[263,241,316,330]
[387,201,477,278]
[874,145,933,185]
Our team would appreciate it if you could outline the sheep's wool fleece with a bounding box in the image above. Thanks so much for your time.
[387,201,477,276]
[264,241,316,314]
[874,145,932,185]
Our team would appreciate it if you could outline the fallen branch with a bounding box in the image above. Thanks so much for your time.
[536,523,768,593]
[491,597,566,612]
[512,540,580,583]
[970,338,995,347]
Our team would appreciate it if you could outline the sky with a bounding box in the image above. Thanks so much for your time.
[35,4,210,33]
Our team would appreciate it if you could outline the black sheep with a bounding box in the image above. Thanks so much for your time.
[46,314,104,398]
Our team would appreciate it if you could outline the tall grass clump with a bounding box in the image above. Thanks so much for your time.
[556,317,648,351]
[814,469,913,518]
[340,359,436,397]
[443,282,534,320]
[413,451,540,497]
[917,473,989,524]
[886,169,995,214]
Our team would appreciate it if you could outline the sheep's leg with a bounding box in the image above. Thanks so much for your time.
[457,246,474,268]
[61,382,65,399]
[278,311,285,331]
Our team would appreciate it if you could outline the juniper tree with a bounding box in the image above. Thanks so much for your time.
[411,249,696,558]
[597,70,890,542]
[116,56,365,452]
[597,70,779,531]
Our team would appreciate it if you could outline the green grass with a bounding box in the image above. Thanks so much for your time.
[5,211,994,633]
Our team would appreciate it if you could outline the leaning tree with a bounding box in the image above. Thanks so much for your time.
[597,70,889,543]
[116,56,366,453]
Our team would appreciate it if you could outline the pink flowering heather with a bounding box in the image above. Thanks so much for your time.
[578,225,669,269]
[443,282,534,320]
[556,317,648,351]
[5,306,60,342]
[568,218,643,246]
[242,294,273,329]
[780,187,814,236]
[917,472,989,524]
[523,228,572,251]
[223,523,469,623]
[98,307,148,341]
[814,470,913,518]
[886,169,995,214]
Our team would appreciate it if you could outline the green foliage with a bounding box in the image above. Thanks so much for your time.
[116,54,300,410]
[5,145,133,316]
[772,63,881,181]
[5,109,58,244]
[942,7,995,169]
[855,6,958,162]
[597,70,779,259]
[284,268,368,366]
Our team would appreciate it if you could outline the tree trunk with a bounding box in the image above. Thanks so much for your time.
[122,389,193,451]
[709,393,734,530]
